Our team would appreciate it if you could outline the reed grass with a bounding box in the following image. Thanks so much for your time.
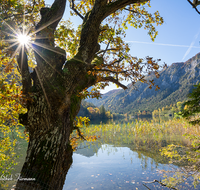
[81,118,198,151]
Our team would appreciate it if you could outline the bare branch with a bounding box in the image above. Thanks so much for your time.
[102,41,111,58]
[124,7,137,14]
[187,0,200,14]
[70,0,84,19]
[142,179,178,190]
[99,76,128,90]
[101,24,116,58]
[97,48,118,55]
[106,56,125,66]
[73,126,86,140]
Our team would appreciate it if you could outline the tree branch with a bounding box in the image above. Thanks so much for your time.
[99,76,128,90]
[105,0,147,19]
[93,68,127,74]
[70,0,84,19]
[35,0,66,42]
[106,56,125,66]
[97,48,118,55]
[142,179,178,190]
[17,48,31,95]
[77,0,147,64]
[124,7,138,14]
[34,0,66,70]
[187,0,200,14]
[73,126,86,140]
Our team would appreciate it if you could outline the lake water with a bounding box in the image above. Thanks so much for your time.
[62,141,198,190]
[2,120,200,190]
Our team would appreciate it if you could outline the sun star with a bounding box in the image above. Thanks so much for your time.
[17,34,31,45]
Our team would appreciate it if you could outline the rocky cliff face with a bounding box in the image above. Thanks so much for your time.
[86,53,200,114]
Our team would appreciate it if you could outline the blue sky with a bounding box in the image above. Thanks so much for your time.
[47,0,200,93]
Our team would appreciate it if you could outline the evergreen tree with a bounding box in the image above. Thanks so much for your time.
[99,105,106,119]
[181,83,200,124]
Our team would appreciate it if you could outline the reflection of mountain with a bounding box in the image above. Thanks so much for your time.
[75,141,101,157]
[75,140,169,165]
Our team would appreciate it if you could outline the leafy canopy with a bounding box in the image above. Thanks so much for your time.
[1,0,164,98]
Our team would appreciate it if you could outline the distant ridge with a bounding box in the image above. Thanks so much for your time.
[86,52,200,114]
[101,89,121,96]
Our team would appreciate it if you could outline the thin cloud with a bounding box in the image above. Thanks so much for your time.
[182,28,200,61]
[126,40,200,49]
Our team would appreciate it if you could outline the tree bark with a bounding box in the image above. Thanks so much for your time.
[16,106,74,190]
[15,92,77,190]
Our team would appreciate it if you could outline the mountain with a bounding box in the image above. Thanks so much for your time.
[86,52,200,114]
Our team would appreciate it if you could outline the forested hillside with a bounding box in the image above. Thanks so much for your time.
[87,52,200,115]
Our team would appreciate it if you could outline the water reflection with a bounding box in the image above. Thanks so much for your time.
[64,143,175,190]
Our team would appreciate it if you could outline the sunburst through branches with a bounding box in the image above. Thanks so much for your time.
[0,1,68,109]
[0,0,67,64]
[17,33,31,46]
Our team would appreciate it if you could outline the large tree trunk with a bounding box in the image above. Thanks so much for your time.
[15,38,97,189]
[16,109,74,190]
[15,94,77,190]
